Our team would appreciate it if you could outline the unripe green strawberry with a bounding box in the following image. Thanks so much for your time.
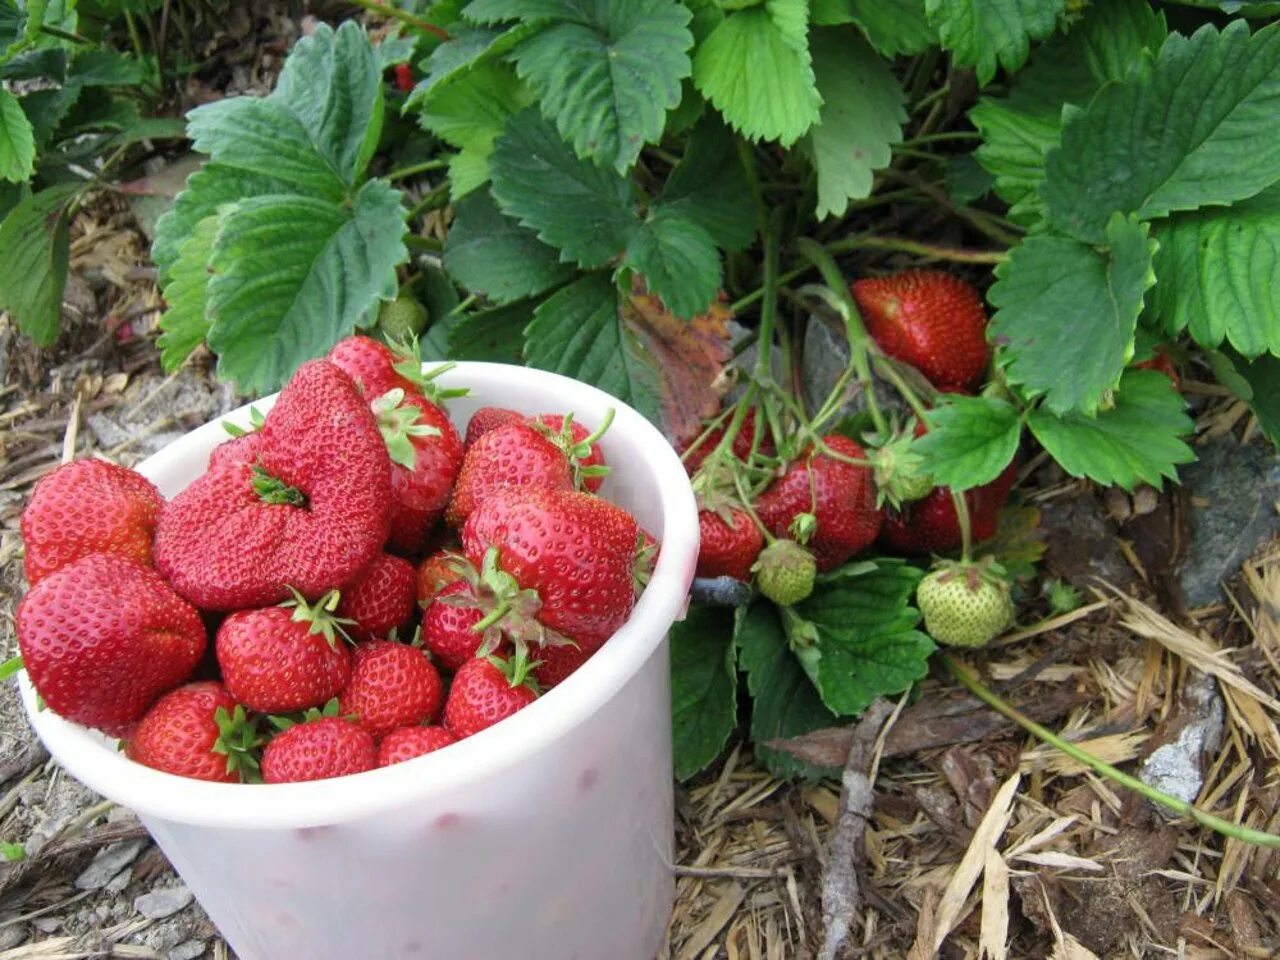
[917,560,1013,648]
[752,539,816,606]
[377,292,428,342]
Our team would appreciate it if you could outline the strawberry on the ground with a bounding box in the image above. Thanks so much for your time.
[916,559,1013,648]
[215,591,352,714]
[443,655,538,739]
[681,409,772,477]
[755,435,882,572]
[261,716,377,783]
[879,461,1016,556]
[21,459,164,587]
[445,422,573,528]
[16,555,206,736]
[126,682,260,783]
[852,270,990,393]
[752,539,817,606]
[464,406,523,448]
[696,508,762,582]
[154,360,391,610]
[378,726,457,766]
[336,553,417,643]
[416,549,466,608]
[421,579,488,671]
[338,640,443,739]
[462,487,639,653]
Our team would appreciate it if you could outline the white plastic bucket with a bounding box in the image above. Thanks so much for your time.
[19,362,699,960]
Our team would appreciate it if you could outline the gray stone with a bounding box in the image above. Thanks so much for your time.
[169,940,207,960]
[74,838,146,891]
[0,925,27,950]
[135,885,194,920]
[104,864,134,895]
[1179,435,1280,607]
[1139,672,1225,809]
[800,316,910,429]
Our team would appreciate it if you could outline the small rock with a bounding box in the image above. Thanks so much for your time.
[135,884,194,920]
[169,940,207,960]
[75,838,146,891]
[1179,435,1280,607]
[105,865,134,895]
[800,315,909,427]
[32,916,60,934]
[0,925,27,950]
[1140,671,1225,808]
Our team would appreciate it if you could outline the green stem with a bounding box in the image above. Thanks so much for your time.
[951,489,973,562]
[901,131,981,148]
[347,0,451,39]
[827,235,1007,265]
[907,48,941,109]
[912,82,951,117]
[123,10,146,61]
[405,234,443,253]
[407,183,450,221]
[731,266,809,315]
[892,146,948,164]
[941,653,1280,849]
[387,158,449,181]
[871,356,933,424]
[40,24,91,44]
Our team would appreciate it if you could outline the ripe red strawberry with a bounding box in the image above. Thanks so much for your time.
[336,553,417,643]
[445,422,573,528]
[755,435,882,572]
[327,335,420,398]
[416,550,466,608]
[261,717,376,783]
[421,579,487,671]
[696,508,763,582]
[1134,346,1181,390]
[880,462,1016,555]
[464,406,523,448]
[393,62,414,93]
[530,642,591,689]
[681,409,772,477]
[126,682,260,783]
[529,414,607,493]
[207,430,263,472]
[154,360,391,610]
[373,388,465,556]
[21,459,164,586]
[16,555,206,736]
[378,726,457,766]
[443,655,538,739]
[462,487,639,651]
[338,640,443,738]
[215,592,352,714]
[852,270,990,392]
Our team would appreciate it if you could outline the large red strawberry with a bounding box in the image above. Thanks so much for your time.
[696,508,762,582]
[215,592,352,714]
[681,409,772,477]
[372,388,465,556]
[126,682,260,783]
[261,717,376,783]
[338,640,443,739]
[880,462,1016,555]
[461,487,639,652]
[154,360,391,610]
[326,335,420,398]
[443,655,538,739]
[445,422,573,528]
[421,579,488,671]
[378,726,457,766]
[755,435,881,572]
[530,642,591,689]
[336,553,417,643]
[464,406,523,448]
[21,459,164,586]
[16,555,206,736]
[852,271,990,392]
[529,414,607,493]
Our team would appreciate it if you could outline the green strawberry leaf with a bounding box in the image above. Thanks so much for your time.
[413,24,533,97]
[989,214,1156,417]
[1150,183,1280,358]
[812,0,936,57]
[658,113,756,252]
[1027,369,1196,490]
[66,49,145,87]
[0,182,77,346]
[692,0,821,147]
[489,109,638,270]
[916,395,1021,492]
[499,0,693,173]
[735,602,838,779]
[416,262,465,363]
[671,604,739,781]
[968,0,1167,224]
[0,88,34,182]
[443,191,575,304]
[1213,347,1280,445]
[925,0,1066,86]
[446,300,535,364]
[1043,21,1280,245]
[622,212,721,320]
[523,272,661,422]
[156,213,221,371]
[204,182,408,394]
[804,27,905,221]
[411,58,532,198]
[795,560,933,717]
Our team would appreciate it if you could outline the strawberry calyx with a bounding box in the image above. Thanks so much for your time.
[531,408,615,490]
[487,651,542,694]
[788,511,817,545]
[251,463,306,506]
[222,405,265,438]
[212,704,265,784]
[386,341,470,405]
[279,587,356,648]
[371,388,442,470]
[267,697,355,733]
[868,428,933,510]
[632,531,659,596]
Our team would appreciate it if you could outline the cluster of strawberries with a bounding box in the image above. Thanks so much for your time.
[687,271,1016,603]
[15,338,653,785]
